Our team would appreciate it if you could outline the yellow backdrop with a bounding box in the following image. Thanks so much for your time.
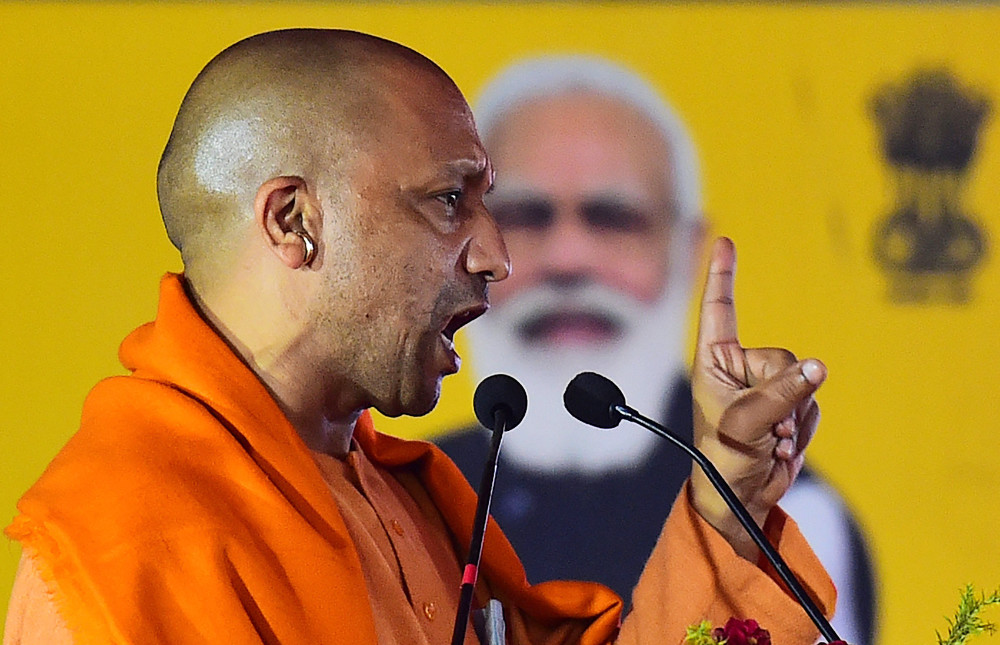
[2,4,998,644]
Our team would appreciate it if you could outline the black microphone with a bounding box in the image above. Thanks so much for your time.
[451,374,527,645]
[564,372,840,645]
[474,373,528,430]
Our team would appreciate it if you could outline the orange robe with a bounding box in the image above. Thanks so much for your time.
[4,274,835,644]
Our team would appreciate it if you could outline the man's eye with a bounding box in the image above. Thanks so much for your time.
[488,198,554,230]
[438,191,462,210]
[581,199,654,233]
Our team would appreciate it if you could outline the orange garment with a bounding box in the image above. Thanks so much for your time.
[309,447,478,644]
[4,273,835,644]
[618,484,835,645]
[5,444,477,645]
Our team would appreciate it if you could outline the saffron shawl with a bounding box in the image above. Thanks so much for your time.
[7,274,621,644]
[7,274,834,644]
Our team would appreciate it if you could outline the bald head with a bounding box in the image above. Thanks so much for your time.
[157,29,456,283]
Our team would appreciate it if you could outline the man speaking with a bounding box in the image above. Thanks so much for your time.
[4,30,833,644]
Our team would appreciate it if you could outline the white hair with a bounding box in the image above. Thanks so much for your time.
[466,56,703,473]
[474,54,701,223]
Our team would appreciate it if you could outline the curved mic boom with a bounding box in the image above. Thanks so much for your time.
[563,371,840,644]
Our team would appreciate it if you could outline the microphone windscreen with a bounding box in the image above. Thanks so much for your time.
[473,374,528,431]
[563,372,626,429]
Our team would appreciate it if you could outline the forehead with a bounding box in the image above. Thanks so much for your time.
[375,64,488,169]
[485,91,674,202]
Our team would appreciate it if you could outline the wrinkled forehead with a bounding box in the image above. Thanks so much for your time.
[371,66,487,167]
[377,62,477,130]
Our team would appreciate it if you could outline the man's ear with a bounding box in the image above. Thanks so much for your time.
[254,176,322,269]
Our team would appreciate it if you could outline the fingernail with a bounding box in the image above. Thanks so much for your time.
[800,359,824,385]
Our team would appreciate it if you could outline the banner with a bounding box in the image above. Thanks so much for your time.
[2,5,998,643]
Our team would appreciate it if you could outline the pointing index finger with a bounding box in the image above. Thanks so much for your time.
[697,237,739,349]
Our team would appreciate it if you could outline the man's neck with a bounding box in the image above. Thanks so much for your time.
[300,414,360,458]
[182,274,361,459]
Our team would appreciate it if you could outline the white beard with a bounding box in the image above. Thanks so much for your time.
[464,279,691,475]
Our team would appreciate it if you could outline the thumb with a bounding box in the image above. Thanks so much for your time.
[726,359,827,433]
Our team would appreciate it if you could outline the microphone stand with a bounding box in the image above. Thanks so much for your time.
[615,404,840,644]
[450,407,508,645]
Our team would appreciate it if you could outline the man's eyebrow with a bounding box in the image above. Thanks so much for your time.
[444,157,489,178]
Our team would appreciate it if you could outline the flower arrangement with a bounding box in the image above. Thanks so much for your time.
[685,617,777,645]
[684,585,1000,645]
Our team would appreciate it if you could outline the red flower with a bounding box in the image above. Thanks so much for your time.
[712,618,771,645]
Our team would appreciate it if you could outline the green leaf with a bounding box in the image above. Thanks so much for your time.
[686,620,722,645]
[938,585,1000,645]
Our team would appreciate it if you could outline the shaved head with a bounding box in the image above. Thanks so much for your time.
[157,28,456,286]
[151,27,505,430]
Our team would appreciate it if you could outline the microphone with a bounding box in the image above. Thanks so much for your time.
[451,374,527,645]
[474,373,528,431]
[564,372,840,645]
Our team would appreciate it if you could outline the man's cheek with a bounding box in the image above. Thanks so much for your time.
[613,263,668,303]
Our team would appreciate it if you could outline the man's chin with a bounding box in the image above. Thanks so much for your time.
[389,380,442,419]
[372,397,438,419]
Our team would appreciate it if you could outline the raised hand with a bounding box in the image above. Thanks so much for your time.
[689,237,826,559]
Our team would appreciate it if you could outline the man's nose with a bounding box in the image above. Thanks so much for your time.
[540,206,603,275]
[465,209,511,282]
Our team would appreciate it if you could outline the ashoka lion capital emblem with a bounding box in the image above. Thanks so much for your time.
[871,69,990,304]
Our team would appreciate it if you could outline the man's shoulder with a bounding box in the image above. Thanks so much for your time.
[17,374,274,544]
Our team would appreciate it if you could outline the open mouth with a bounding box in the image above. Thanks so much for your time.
[442,302,489,342]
